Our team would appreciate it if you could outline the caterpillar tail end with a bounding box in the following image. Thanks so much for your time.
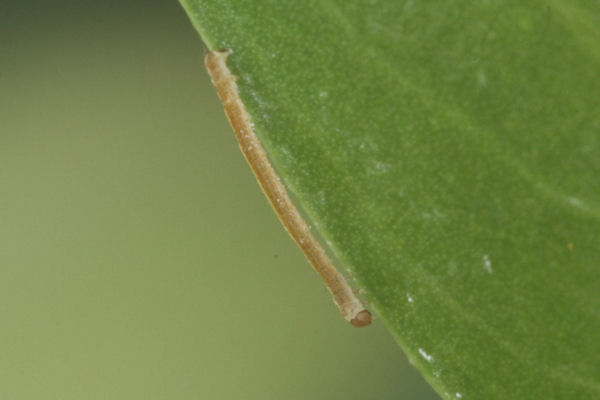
[350,310,372,327]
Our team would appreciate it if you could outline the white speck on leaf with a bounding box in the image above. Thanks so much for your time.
[568,197,583,208]
[418,348,433,362]
[483,254,493,274]
[367,161,391,176]
[407,293,414,303]
[456,393,462,399]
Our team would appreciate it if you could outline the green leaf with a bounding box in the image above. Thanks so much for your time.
[179,1,600,398]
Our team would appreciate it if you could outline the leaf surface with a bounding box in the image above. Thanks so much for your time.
[180,1,600,398]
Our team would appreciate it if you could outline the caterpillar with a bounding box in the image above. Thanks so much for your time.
[205,50,371,327]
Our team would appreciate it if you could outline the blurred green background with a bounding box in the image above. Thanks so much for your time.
[0,1,438,398]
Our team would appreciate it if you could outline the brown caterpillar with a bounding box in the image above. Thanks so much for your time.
[205,50,371,327]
